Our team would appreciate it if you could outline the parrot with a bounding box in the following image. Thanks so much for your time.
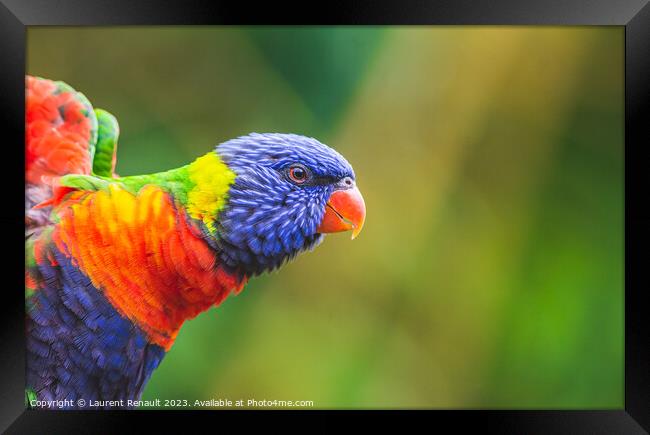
[24,76,366,409]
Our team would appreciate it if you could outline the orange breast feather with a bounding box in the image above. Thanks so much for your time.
[52,184,245,350]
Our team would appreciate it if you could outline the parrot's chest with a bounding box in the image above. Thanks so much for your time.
[26,247,166,408]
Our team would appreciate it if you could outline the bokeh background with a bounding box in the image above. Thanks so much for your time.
[27,26,624,409]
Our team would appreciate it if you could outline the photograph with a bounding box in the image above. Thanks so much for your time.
[24,26,624,410]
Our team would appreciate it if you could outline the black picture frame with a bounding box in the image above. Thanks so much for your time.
[1,1,648,432]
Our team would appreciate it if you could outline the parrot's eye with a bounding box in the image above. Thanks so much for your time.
[287,164,310,184]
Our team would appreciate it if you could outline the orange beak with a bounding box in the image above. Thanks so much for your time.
[316,186,366,239]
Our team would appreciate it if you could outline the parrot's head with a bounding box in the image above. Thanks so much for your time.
[214,133,366,276]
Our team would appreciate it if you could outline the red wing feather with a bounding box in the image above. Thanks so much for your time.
[25,76,98,234]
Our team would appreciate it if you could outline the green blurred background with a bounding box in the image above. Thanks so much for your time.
[27,26,624,409]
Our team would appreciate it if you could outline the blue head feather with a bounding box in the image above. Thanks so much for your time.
[214,133,355,276]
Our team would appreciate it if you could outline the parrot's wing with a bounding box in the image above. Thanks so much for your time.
[93,108,120,177]
[25,76,120,237]
[26,76,98,185]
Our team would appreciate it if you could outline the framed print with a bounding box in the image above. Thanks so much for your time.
[1,0,648,433]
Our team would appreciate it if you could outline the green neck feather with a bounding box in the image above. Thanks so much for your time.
[60,151,237,233]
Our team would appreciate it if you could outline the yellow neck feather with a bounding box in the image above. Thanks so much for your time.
[186,152,236,232]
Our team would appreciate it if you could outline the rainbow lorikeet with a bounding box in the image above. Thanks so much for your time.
[25,76,366,408]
